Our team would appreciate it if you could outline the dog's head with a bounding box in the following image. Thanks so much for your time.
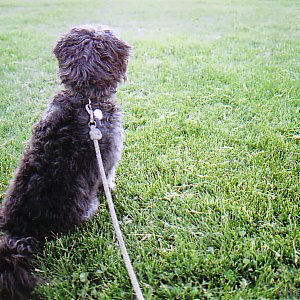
[53,25,131,100]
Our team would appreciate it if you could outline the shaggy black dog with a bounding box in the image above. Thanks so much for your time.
[0,25,131,299]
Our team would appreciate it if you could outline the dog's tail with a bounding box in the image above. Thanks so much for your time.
[0,235,38,299]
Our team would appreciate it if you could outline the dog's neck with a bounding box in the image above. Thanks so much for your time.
[68,88,116,104]
[72,90,116,105]
[63,78,119,102]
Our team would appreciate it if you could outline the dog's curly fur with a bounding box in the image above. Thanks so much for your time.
[0,25,131,299]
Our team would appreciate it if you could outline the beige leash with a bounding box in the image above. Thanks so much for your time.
[86,100,145,300]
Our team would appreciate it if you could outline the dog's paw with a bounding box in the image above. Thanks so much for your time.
[82,198,99,221]
[109,181,117,192]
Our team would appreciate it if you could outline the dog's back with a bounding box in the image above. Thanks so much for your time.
[1,91,123,237]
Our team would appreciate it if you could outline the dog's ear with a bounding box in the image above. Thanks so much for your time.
[53,26,131,96]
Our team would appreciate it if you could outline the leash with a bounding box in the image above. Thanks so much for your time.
[85,100,145,300]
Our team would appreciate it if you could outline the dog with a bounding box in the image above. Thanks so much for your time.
[0,25,131,299]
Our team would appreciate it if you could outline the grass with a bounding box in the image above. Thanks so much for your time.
[0,0,299,299]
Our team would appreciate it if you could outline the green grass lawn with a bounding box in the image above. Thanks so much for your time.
[0,0,299,299]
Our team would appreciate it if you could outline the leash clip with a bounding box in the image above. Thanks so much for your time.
[85,99,96,127]
[85,99,103,127]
